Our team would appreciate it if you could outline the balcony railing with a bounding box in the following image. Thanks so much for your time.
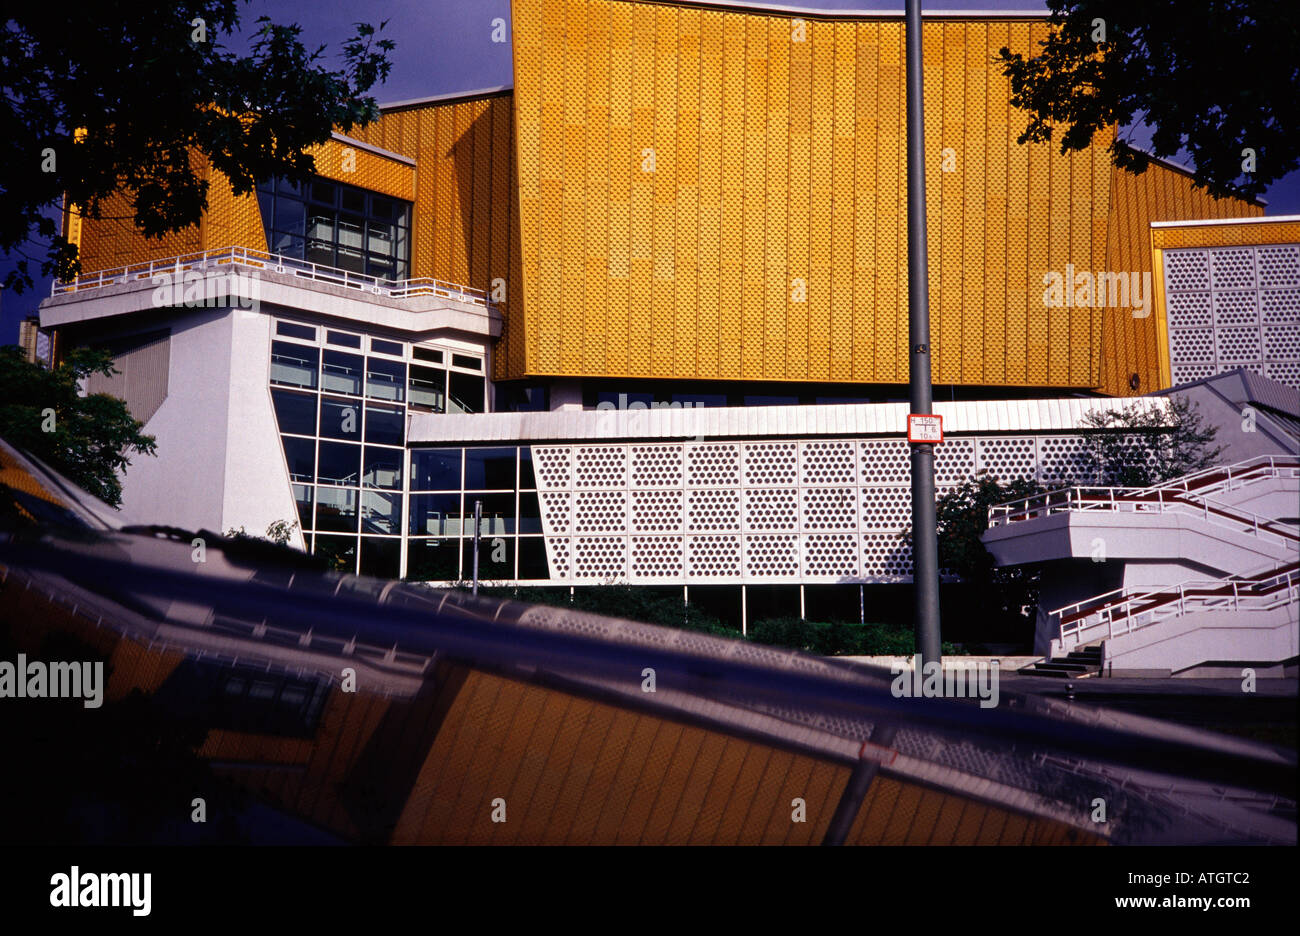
[51,245,490,308]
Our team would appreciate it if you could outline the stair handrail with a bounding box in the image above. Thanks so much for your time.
[1056,566,1298,650]
[1144,454,1300,497]
[989,481,1299,544]
[989,454,1300,527]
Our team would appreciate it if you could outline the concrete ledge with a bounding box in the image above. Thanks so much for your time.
[840,655,1039,670]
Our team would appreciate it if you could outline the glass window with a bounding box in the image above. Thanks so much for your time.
[281,436,315,483]
[309,180,337,205]
[517,538,551,580]
[322,349,363,396]
[464,447,516,490]
[320,397,362,440]
[464,493,516,535]
[364,404,404,446]
[405,538,459,581]
[518,491,542,534]
[412,346,443,364]
[409,364,446,412]
[270,231,306,256]
[361,490,403,535]
[451,353,482,371]
[272,389,317,436]
[273,198,305,235]
[409,493,462,536]
[463,536,513,581]
[744,395,799,407]
[359,537,400,579]
[340,188,365,214]
[338,214,364,250]
[292,483,314,531]
[270,341,318,389]
[519,449,538,489]
[365,358,406,402]
[363,446,402,490]
[448,370,485,414]
[276,321,316,341]
[675,393,726,407]
[327,330,361,349]
[313,534,357,573]
[317,441,361,486]
[496,384,548,413]
[314,487,358,533]
[370,338,403,357]
[411,449,461,490]
[336,245,365,274]
[256,176,412,280]
[371,195,401,222]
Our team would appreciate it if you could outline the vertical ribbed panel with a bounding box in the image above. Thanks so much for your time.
[510,0,1255,389]
[1098,161,1262,395]
[351,93,519,381]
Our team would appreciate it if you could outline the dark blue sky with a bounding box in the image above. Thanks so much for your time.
[4,0,1296,342]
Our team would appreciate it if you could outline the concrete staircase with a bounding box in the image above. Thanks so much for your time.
[1018,645,1102,678]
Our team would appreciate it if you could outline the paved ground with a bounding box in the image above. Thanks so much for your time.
[1001,675,1298,697]
[1002,675,1298,747]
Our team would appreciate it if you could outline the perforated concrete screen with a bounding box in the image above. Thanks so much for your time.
[1164,243,1300,389]
[531,434,1090,584]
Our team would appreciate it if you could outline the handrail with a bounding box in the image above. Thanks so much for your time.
[1145,455,1300,496]
[51,245,491,308]
[989,454,1300,527]
[987,483,1299,545]
[1053,564,1299,651]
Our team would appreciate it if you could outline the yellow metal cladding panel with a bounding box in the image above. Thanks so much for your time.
[851,21,877,380]
[202,161,268,255]
[352,94,521,380]
[1151,219,1299,249]
[1097,161,1262,395]
[962,23,987,384]
[982,22,1009,384]
[75,160,204,273]
[305,138,415,200]
[390,669,855,844]
[509,0,1157,385]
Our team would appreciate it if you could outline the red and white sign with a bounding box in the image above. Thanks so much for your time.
[907,414,943,443]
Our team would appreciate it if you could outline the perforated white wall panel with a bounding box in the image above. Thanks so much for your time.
[531,435,1090,584]
[1164,243,1300,389]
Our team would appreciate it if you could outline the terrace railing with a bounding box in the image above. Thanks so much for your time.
[51,245,490,308]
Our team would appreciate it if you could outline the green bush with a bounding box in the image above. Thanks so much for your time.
[746,617,958,656]
[461,585,959,657]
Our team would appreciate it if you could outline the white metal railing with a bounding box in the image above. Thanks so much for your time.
[987,483,1298,547]
[1053,567,1299,652]
[51,245,491,308]
[1145,455,1300,498]
[989,454,1300,531]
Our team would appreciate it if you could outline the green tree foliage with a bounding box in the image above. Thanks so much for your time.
[0,346,155,505]
[749,618,960,657]
[921,476,1045,643]
[998,1,1299,200]
[1077,394,1223,487]
[2,1,395,290]
[225,519,298,546]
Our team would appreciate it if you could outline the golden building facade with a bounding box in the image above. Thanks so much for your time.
[70,0,1267,396]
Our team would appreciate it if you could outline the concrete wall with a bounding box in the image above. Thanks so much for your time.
[1033,560,1123,656]
[1105,602,1299,677]
[220,306,304,549]
[116,308,232,533]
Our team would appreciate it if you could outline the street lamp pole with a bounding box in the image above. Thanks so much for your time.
[906,0,942,665]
